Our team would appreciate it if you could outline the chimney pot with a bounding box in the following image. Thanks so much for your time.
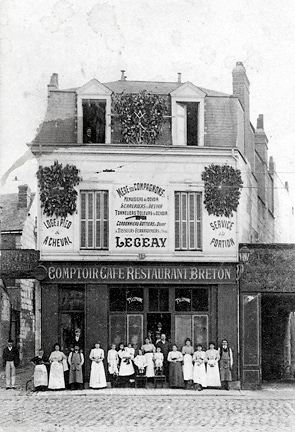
[120,70,126,81]
[257,114,264,130]
[177,73,181,83]
[48,73,59,94]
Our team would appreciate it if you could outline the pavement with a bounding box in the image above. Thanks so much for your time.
[1,366,295,432]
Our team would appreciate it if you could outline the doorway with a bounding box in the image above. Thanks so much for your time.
[261,294,295,381]
[147,313,171,343]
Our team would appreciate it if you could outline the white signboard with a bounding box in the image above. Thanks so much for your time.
[41,216,75,252]
[206,214,237,252]
[113,182,168,251]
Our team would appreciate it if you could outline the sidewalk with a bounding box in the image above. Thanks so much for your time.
[1,365,295,399]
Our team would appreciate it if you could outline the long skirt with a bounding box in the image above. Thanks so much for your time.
[144,353,155,378]
[34,364,48,388]
[89,361,107,388]
[119,359,135,377]
[48,362,65,389]
[193,363,207,387]
[183,354,193,381]
[206,362,221,387]
[169,362,184,388]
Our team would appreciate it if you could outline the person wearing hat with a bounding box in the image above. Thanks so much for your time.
[2,338,20,389]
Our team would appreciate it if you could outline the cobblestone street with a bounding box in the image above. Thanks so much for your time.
[1,387,295,432]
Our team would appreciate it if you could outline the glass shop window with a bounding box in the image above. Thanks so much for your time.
[175,287,208,312]
[149,288,169,311]
[109,287,144,312]
[59,286,85,311]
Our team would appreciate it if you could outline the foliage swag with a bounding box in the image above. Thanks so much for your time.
[112,90,168,144]
[201,164,243,217]
[36,161,82,218]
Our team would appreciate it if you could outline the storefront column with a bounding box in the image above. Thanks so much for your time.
[217,283,238,383]
[41,283,59,357]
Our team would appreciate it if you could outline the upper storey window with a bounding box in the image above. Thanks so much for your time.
[76,79,112,144]
[171,83,205,147]
[82,99,106,143]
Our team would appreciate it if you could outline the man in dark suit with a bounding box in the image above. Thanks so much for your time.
[156,334,171,378]
[2,339,19,389]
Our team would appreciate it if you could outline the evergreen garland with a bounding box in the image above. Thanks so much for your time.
[36,161,82,218]
[201,164,243,217]
[112,90,168,144]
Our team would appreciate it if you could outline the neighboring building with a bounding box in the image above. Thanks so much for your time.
[0,185,37,364]
[29,62,294,387]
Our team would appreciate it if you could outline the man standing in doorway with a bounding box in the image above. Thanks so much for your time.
[2,339,19,389]
[156,334,171,378]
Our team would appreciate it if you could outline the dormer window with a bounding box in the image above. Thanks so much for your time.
[82,99,106,144]
[171,83,205,147]
[76,79,112,144]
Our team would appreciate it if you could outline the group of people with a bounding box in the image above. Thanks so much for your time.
[2,335,233,392]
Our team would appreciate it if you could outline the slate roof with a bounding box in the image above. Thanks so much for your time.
[0,193,35,232]
[64,80,232,97]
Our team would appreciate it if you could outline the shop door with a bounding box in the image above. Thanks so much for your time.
[175,315,208,349]
[241,293,261,389]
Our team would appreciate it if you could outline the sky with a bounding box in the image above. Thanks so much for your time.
[0,0,295,196]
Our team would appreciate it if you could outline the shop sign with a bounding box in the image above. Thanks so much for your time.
[44,263,236,284]
[113,182,168,252]
[41,216,74,252]
[175,297,191,304]
[0,249,40,278]
[207,214,236,251]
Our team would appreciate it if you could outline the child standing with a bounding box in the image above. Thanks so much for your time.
[134,349,147,374]
[153,347,164,374]
[107,344,119,387]
[192,344,207,391]
[89,342,107,389]
[68,345,84,390]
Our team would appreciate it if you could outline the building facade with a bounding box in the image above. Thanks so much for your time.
[30,62,293,385]
[0,185,37,364]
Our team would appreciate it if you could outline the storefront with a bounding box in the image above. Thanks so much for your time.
[39,261,237,379]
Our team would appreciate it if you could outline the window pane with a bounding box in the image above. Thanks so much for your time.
[59,286,84,311]
[80,191,109,250]
[109,288,126,311]
[187,102,198,146]
[181,193,187,249]
[192,288,209,312]
[83,99,106,144]
[127,288,144,312]
[175,288,191,312]
[159,288,169,311]
[149,288,159,311]
[175,193,180,250]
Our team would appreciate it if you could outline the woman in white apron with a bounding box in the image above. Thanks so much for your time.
[193,344,207,390]
[206,341,221,388]
[30,349,49,391]
[89,342,107,389]
[141,338,156,378]
[181,338,194,388]
[48,343,67,390]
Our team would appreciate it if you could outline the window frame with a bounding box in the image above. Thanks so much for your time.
[175,191,202,251]
[80,190,109,250]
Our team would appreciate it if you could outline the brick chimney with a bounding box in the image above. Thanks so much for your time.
[48,73,59,94]
[255,114,268,166]
[18,185,31,209]
[232,61,250,121]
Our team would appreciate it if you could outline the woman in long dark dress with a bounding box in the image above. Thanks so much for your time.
[167,344,184,388]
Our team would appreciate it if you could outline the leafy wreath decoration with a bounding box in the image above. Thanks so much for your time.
[112,90,168,144]
[201,164,243,217]
[36,161,82,218]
